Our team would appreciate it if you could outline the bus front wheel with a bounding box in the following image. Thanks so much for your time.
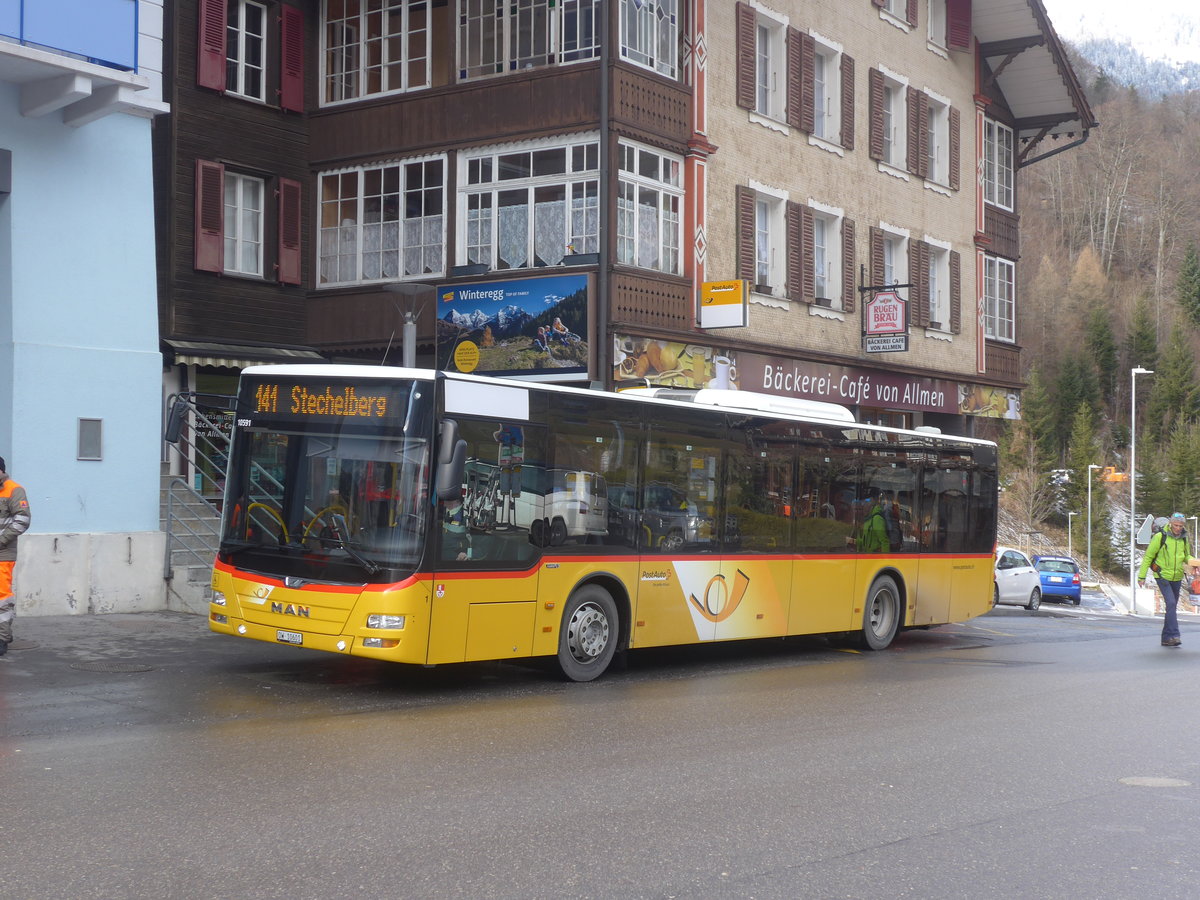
[557,585,618,682]
[857,575,901,651]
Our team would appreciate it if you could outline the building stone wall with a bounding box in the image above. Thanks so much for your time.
[703,0,982,380]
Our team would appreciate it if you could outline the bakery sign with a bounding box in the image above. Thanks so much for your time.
[863,289,908,353]
[737,351,958,414]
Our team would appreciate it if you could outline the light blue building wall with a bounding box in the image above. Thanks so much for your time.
[0,0,169,614]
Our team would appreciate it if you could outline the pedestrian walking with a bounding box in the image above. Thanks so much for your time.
[1138,511,1192,648]
[0,456,30,657]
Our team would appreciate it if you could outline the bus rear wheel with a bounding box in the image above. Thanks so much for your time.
[557,585,618,682]
[857,575,901,650]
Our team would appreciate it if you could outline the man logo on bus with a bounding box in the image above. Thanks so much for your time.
[271,601,311,618]
[687,569,750,623]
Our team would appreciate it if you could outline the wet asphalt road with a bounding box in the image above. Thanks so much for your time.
[3,599,1200,899]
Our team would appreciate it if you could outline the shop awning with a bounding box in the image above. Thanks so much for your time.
[163,340,325,370]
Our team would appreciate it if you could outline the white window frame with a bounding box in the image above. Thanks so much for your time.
[318,155,446,287]
[926,90,950,186]
[984,255,1016,342]
[617,139,683,275]
[750,186,786,297]
[458,136,600,271]
[754,11,786,122]
[880,223,909,291]
[810,200,843,309]
[811,36,841,144]
[321,0,431,106]
[619,0,678,79]
[928,0,947,49]
[926,237,951,330]
[879,0,911,32]
[879,68,908,170]
[458,0,600,82]
[226,0,268,102]
[224,171,265,277]
[984,118,1015,211]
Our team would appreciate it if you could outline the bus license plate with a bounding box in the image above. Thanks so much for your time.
[276,630,303,645]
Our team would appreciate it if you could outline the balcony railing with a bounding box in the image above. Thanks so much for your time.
[0,0,137,72]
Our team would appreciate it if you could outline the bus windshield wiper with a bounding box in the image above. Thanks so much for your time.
[325,514,381,575]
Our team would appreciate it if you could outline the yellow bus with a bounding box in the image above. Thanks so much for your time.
[210,365,998,681]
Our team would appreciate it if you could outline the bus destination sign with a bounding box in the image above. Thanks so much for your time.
[240,378,408,427]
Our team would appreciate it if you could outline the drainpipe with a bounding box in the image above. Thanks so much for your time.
[597,0,611,391]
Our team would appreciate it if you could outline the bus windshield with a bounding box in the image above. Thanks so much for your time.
[219,378,434,582]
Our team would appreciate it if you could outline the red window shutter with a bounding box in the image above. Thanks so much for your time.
[786,27,803,129]
[840,54,855,150]
[947,0,971,52]
[736,186,756,283]
[800,32,815,134]
[916,92,930,179]
[949,106,961,190]
[872,0,886,7]
[842,219,856,313]
[197,0,226,91]
[786,201,803,300]
[906,0,918,28]
[195,159,225,273]
[949,250,962,333]
[279,5,305,112]
[735,3,756,111]
[277,178,302,285]
[800,204,815,302]
[868,68,885,161]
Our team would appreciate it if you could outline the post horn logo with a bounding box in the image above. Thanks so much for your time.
[688,569,750,623]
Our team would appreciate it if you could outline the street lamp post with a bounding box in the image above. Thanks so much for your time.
[1130,367,1154,613]
[1067,511,1077,560]
[1087,464,1101,579]
[1190,516,1198,551]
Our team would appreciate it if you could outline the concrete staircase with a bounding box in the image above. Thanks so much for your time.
[161,464,220,614]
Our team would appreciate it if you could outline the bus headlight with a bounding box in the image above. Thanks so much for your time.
[212,591,227,606]
[367,614,406,629]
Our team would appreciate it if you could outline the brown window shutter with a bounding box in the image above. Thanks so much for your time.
[786,27,803,129]
[195,159,225,273]
[801,205,816,302]
[906,87,922,175]
[279,5,305,113]
[870,226,884,289]
[872,0,886,7]
[736,3,756,111]
[840,54,855,150]
[949,250,962,334]
[277,178,303,285]
[842,218,856,313]
[947,0,971,51]
[800,32,815,134]
[910,240,928,327]
[868,68,884,161]
[786,201,803,301]
[949,106,961,190]
[916,92,930,179]
[736,186,756,283]
[906,0,918,28]
[197,0,226,91]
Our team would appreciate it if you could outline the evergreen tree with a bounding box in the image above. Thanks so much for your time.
[1124,296,1158,375]
[1052,353,1101,462]
[1019,367,1058,465]
[1143,326,1200,448]
[1085,305,1119,406]
[1176,244,1200,329]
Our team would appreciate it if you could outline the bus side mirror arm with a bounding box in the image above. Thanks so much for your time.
[436,419,466,501]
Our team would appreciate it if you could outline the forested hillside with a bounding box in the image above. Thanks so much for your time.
[1007,43,1200,571]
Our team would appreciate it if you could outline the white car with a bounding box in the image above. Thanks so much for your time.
[994,546,1042,610]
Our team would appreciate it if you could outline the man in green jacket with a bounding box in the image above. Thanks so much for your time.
[1137,511,1193,648]
[857,496,889,554]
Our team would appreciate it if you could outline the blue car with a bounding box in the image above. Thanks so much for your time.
[1033,555,1081,605]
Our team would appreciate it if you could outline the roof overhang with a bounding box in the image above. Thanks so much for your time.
[163,340,326,371]
[974,0,1096,167]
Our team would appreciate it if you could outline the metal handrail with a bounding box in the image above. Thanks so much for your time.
[164,478,221,579]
